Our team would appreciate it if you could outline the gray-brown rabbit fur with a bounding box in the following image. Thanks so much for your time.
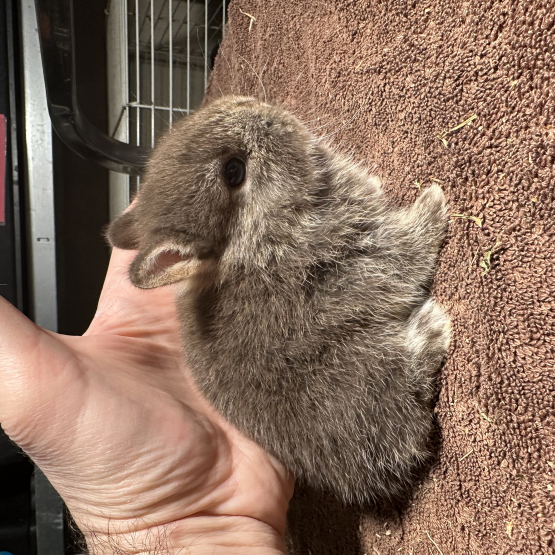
[108,96,450,504]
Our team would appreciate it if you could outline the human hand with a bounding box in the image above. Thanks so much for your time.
[0,247,294,554]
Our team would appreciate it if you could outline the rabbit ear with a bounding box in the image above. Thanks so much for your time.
[128,243,208,289]
[106,208,141,250]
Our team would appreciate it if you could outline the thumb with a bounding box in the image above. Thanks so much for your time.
[0,296,73,448]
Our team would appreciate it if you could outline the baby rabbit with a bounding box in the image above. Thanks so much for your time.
[107,96,450,504]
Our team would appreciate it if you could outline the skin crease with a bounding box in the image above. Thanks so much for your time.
[0,246,294,554]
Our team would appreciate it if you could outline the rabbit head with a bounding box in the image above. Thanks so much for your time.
[107,96,326,288]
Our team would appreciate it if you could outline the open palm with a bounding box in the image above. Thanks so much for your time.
[0,247,293,552]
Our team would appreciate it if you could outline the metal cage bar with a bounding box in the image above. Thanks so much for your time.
[204,0,208,90]
[35,0,226,177]
[34,0,151,174]
[135,0,140,150]
[169,0,173,127]
[24,0,58,330]
[187,0,190,115]
[150,0,155,147]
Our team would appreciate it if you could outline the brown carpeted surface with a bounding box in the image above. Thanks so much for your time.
[205,1,555,553]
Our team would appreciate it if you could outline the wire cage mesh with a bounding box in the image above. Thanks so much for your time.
[107,0,226,212]
[127,0,226,147]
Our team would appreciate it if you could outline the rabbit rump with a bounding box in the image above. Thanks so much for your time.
[107,96,450,504]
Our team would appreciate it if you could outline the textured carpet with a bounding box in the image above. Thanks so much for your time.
[205,1,555,553]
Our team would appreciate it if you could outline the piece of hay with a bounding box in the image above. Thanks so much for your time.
[460,449,474,460]
[451,214,483,227]
[507,521,514,538]
[438,114,478,146]
[480,412,494,423]
[425,531,444,555]
[446,114,478,134]
[239,8,256,32]
[469,246,480,269]
[480,237,502,275]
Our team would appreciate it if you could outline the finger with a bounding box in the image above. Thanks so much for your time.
[0,295,43,380]
[0,296,60,437]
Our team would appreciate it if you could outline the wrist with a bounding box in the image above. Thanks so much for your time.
[82,515,287,555]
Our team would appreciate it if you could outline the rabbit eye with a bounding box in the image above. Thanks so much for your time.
[224,158,246,188]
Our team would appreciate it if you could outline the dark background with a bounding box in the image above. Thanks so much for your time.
[0,1,33,553]
[0,0,111,553]
[53,0,111,336]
